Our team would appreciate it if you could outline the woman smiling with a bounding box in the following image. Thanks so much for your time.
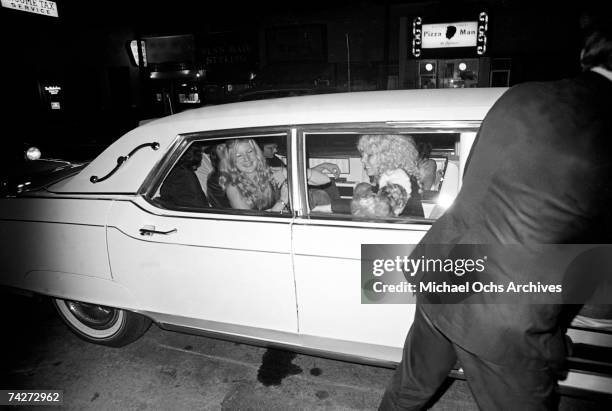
[221,139,289,212]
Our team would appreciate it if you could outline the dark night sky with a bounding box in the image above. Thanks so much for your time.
[0,0,607,151]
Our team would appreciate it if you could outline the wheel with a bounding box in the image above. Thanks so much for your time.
[52,298,151,347]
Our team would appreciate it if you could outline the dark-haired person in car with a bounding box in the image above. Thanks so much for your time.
[205,143,231,209]
[160,144,211,209]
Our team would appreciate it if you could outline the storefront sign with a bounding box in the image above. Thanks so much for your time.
[145,35,195,64]
[1,0,58,18]
[44,86,61,95]
[129,40,148,67]
[197,31,259,84]
[39,80,63,112]
[422,21,478,49]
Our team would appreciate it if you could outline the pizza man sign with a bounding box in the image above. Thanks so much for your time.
[422,22,478,49]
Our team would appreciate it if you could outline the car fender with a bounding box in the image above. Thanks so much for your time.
[21,270,139,311]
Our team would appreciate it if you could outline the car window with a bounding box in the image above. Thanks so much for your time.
[151,134,291,215]
[303,131,463,222]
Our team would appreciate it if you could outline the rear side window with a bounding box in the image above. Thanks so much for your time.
[303,131,466,222]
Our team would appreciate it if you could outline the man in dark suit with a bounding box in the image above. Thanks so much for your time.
[161,144,211,209]
[380,11,612,411]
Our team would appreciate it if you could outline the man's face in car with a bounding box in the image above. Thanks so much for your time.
[262,143,277,158]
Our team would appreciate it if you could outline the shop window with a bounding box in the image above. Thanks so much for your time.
[490,70,510,87]
[439,59,479,88]
[418,61,437,89]
[417,59,479,89]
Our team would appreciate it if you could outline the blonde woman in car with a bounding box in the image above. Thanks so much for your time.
[352,134,424,218]
[220,139,288,212]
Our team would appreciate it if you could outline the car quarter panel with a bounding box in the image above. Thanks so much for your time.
[0,197,113,292]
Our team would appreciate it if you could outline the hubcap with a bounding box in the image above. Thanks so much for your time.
[65,301,119,330]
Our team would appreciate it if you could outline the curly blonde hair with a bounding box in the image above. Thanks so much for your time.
[219,139,277,210]
[357,134,421,184]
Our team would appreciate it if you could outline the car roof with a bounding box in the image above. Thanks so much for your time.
[49,88,507,194]
[237,88,317,101]
[151,88,506,130]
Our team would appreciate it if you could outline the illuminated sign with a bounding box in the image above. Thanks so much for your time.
[476,12,489,55]
[44,86,61,95]
[129,40,148,67]
[1,0,58,18]
[412,17,422,57]
[422,21,478,49]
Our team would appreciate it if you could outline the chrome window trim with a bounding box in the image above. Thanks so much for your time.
[300,120,482,133]
[138,134,183,197]
[294,127,308,217]
[127,198,293,224]
[294,214,433,228]
[384,120,483,129]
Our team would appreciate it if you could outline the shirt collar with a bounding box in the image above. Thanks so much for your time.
[591,67,612,82]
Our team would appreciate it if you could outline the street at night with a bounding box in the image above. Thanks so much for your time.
[2,293,482,410]
[2,293,610,410]
[2,1,612,409]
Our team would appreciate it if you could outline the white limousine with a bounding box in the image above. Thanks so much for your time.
[1,88,610,396]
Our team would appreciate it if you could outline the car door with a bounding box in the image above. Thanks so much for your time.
[291,125,477,363]
[105,131,299,340]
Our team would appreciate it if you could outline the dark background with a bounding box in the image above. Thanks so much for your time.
[0,0,596,161]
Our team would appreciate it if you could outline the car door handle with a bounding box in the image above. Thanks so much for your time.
[139,225,178,236]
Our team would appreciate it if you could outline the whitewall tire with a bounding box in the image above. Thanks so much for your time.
[52,298,151,347]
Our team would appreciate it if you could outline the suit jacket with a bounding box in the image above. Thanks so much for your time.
[207,170,231,209]
[418,71,612,368]
[160,166,210,209]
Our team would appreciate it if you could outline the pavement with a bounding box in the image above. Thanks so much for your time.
[0,293,608,410]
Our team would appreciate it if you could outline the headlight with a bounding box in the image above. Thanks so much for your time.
[25,147,41,161]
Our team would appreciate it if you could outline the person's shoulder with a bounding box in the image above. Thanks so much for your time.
[486,77,582,122]
[166,166,191,181]
[382,168,410,180]
[207,170,220,183]
[501,73,605,103]
[576,70,612,97]
[268,156,286,167]
[500,79,559,102]
[161,167,187,194]
[380,169,412,193]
